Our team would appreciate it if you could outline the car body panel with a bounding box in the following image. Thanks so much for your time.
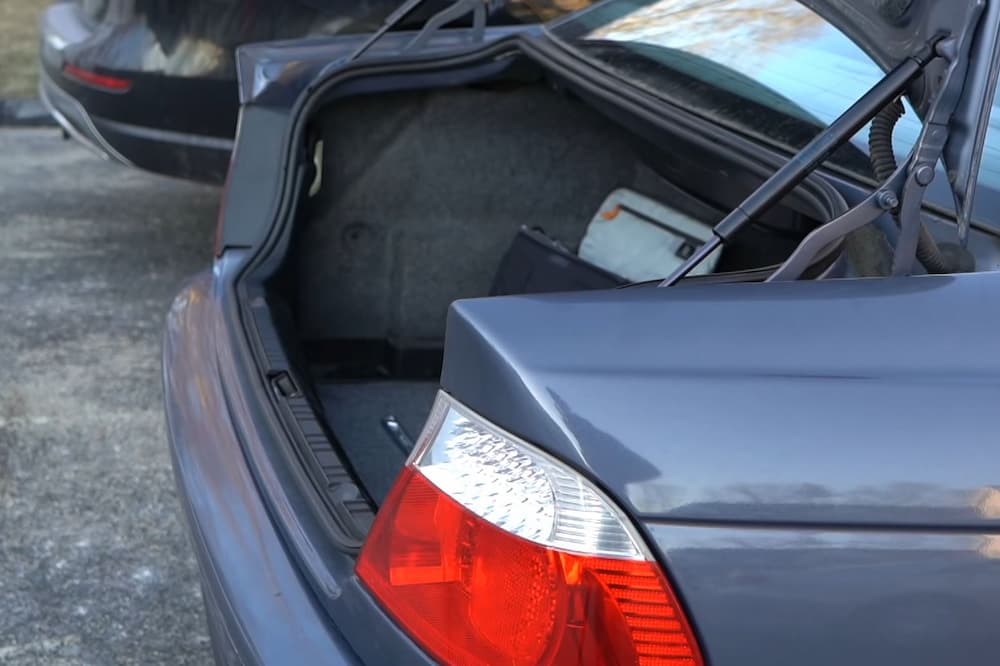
[219,31,533,254]
[799,0,981,74]
[164,272,359,664]
[548,0,1000,239]
[439,274,1000,663]
[235,26,541,106]
[802,0,999,233]
[443,273,1000,529]
[165,265,436,666]
[51,0,395,80]
[555,0,987,113]
[233,1,1000,232]
[651,523,1000,666]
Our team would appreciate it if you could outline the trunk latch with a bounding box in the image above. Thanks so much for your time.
[270,371,300,399]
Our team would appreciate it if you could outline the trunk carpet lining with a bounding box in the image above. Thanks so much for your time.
[316,380,439,504]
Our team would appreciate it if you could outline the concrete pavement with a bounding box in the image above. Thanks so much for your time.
[0,128,219,665]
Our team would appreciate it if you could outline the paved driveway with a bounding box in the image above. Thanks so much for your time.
[0,128,218,665]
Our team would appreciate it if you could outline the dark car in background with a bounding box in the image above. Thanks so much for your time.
[39,0,382,182]
[38,0,554,182]
[164,0,1000,663]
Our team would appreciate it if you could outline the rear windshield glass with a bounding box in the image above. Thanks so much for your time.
[540,0,1000,226]
[547,0,894,178]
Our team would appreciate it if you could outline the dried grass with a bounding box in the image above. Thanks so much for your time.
[0,0,43,98]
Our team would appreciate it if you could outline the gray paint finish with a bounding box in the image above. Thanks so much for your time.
[441,273,1000,663]
[443,273,1000,528]
[165,269,437,666]
[650,523,1000,666]
[165,274,358,665]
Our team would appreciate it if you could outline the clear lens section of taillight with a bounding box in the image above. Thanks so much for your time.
[357,392,704,666]
[415,395,644,559]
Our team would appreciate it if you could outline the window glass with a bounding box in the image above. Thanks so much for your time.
[548,0,908,180]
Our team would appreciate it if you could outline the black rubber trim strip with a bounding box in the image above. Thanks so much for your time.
[244,286,374,546]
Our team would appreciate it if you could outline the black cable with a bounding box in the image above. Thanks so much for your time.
[868,100,952,273]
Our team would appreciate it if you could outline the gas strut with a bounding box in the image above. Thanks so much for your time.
[659,41,939,286]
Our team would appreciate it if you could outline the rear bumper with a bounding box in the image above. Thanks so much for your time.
[39,67,132,165]
[39,1,234,182]
[163,272,359,665]
[164,265,436,665]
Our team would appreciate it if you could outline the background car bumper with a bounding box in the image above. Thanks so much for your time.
[39,1,235,182]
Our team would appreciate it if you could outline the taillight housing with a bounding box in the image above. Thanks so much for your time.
[357,392,704,666]
[62,63,133,92]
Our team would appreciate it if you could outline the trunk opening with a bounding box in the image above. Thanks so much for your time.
[253,62,853,505]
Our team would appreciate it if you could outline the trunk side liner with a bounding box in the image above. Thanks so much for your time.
[247,290,374,547]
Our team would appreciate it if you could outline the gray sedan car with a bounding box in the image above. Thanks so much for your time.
[164,0,1000,663]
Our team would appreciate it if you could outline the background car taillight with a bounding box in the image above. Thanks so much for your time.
[357,392,704,666]
[62,63,133,92]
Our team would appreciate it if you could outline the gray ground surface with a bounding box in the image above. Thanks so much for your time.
[0,128,219,665]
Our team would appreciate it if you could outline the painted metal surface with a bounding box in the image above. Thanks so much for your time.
[164,266,435,665]
[163,272,358,664]
[650,523,1000,665]
[443,273,1000,528]
[236,25,538,106]
[37,0,539,181]
[441,274,1000,662]
[53,0,399,79]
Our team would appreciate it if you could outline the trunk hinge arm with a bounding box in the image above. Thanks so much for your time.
[662,6,984,285]
[659,49,929,286]
[769,22,981,281]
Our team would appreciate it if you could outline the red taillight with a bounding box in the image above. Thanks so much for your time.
[62,63,133,92]
[356,394,704,666]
